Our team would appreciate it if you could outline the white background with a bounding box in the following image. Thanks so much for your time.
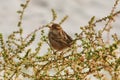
[0,0,120,38]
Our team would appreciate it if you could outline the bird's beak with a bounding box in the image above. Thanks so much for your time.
[47,22,54,28]
[46,25,51,28]
[48,26,51,28]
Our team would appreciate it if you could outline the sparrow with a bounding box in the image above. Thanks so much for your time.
[48,23,73,51]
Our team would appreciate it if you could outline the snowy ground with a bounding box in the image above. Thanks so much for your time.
[0,0,120,80]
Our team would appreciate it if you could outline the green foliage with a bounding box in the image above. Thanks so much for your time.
[0,0,120,80]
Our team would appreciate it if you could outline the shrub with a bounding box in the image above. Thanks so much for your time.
[0,0,120,80]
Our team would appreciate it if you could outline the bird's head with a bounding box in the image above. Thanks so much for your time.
[49,23,62,30]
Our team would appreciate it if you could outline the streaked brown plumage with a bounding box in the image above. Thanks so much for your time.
[48,23,73,51]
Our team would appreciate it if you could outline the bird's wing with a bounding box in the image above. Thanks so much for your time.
[54,38,70,47]
[61,30,73,43]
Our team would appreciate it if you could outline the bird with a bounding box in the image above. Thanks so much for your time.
[48,23,73,51]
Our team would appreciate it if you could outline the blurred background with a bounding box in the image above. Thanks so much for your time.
[0,0,120,80]
[0,0,120,39]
